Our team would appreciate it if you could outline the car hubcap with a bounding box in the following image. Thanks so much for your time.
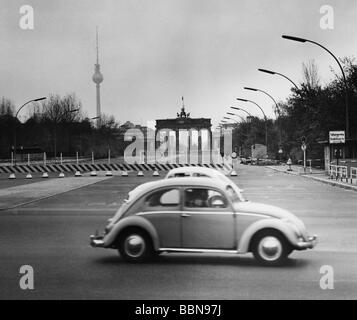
[258,236,282,261]
[124,235,145,258]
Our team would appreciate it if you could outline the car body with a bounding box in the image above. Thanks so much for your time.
[90,177,317,266]
[165,166,245,201]
[240,157,252,165]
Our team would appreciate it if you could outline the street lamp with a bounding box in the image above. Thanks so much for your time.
[258,68,299,90]
[89,116,101,158]
[223,116,239,124]
[13,97,47,164]
[237,98,268,153]
[244,86,282,146]
[54,107,80,162]
[230,106,253,118]
[226,112,245,123]
[244,87,281,116]
[282,34,350,138]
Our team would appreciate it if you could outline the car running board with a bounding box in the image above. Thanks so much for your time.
[158,248,241,254]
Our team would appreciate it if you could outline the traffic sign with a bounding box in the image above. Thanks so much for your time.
[301,143,306,151]
[231,152,238,159]
[329,131,345,144]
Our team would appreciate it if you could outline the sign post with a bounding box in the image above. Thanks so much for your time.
[301,143,307,173]
[301,136,307,173]
[231,151,237,168]
[329,131,345,166]
[278,147,283,163]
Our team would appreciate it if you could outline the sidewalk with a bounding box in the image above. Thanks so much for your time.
[267,164,357,192]
[0,176,111,211]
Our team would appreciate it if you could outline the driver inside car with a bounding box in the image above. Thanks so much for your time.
[185,189,209,207]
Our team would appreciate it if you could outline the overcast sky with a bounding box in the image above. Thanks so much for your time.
[1,0,356,127]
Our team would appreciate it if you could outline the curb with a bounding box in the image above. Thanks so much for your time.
[266,166,357,192]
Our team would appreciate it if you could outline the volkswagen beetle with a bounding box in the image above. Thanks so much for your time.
[90,177,317,266]
[165,166,244,198]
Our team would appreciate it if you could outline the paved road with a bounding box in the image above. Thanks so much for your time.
[0,173,57,189]
[0,165,356,299]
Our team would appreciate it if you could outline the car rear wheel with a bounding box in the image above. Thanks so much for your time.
[251,230,289,266]
[118,230,153,262]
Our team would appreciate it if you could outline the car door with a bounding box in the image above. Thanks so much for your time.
[138,187,181,248]
[181,187,236,249]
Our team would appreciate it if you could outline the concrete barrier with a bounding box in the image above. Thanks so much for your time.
[0,162,233,174]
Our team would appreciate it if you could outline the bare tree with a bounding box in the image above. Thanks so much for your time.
[0,97,15,116]
[302,59,320,90]
[97,113,119,130]
[40,93,82,123]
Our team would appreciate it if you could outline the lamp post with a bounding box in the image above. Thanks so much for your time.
[227,112,250,134]
[230,107,255,153]
[230,106,253,118]
[282,34,349,139]
[244,87,282,147]
[226,114,247,156]
[226,112,245,123]
[90,116,100,164]
[54,107,80,162]
[244,87,281,116]
[258,68,299,90]
[14,97,46,164]
[223,116,239,124]
[237,98,268,153]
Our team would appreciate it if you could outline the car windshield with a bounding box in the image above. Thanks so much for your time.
[226,185,242,203]
[215,174,246,202]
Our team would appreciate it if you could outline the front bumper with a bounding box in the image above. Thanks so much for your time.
[90,235,105,248]
[295,235,317,250]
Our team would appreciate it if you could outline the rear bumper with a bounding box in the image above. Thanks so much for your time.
[90,235,105,248]
[295,235,317,250]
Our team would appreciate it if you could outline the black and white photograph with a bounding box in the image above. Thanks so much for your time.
[0,0,357,306]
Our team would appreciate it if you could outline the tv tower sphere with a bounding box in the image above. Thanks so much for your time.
[92,66,103,84]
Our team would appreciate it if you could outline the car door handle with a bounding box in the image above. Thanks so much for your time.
[181,213,191,218]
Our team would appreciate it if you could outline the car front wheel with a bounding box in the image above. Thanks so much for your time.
[251,230,289,266]
[118,230,153,262]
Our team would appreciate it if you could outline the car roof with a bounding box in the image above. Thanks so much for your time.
[129,177,228,200]
[167,166,223,175]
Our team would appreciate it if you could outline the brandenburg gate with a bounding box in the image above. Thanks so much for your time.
[155,104,212,164]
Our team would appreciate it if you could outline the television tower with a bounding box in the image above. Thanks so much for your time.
[92,27,103,125]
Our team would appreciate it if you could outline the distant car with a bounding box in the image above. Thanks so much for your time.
[165,166,245,201]
[240,157,252,165]
[90,177,317,266]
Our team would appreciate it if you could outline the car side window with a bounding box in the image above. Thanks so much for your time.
[184,188,228,209]
[145,188,180,208]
